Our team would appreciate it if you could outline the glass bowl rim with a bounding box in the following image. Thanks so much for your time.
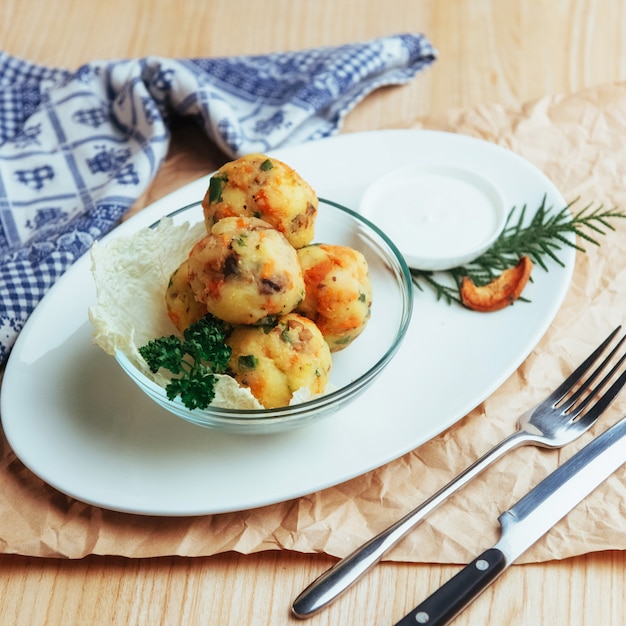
[116,197,414,424]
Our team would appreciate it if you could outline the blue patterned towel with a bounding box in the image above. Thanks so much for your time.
[0,33,436,362]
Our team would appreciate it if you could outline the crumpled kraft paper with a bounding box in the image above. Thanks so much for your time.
[3,82,626,563]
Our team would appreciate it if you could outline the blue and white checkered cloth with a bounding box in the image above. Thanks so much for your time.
[0,33,436,362]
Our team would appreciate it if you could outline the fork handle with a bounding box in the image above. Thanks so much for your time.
[291,431,528,619]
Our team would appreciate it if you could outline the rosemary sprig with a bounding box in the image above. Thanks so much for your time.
[411,196,626,305]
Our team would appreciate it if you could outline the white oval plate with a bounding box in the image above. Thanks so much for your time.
[1,130,574,516]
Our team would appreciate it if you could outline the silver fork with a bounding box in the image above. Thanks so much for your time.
[292,326,626,619]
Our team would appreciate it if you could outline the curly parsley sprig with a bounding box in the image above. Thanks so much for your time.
[410,197,626,305]
[139,315,232,410]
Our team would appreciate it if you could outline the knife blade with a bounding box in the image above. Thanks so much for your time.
[395,414,626,626]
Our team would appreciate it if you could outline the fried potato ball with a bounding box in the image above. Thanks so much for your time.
[296,243,372,352]
[164,259,208,333]
[202,153,318,249]
[227,313,332,408]
[187,216,305,326]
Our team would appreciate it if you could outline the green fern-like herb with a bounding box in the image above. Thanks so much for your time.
[410,196,626,305]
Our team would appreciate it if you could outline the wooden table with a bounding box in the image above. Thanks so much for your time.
[2,1,626,624]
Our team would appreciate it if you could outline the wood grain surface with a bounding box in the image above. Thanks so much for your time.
[2,1,626,624]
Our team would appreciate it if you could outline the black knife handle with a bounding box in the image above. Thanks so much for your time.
[394,548,507,626]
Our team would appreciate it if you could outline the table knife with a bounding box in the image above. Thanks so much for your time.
[394,414,626,626]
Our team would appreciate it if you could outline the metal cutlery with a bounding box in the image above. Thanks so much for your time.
[292,326,626,619]
[394,411,626,625]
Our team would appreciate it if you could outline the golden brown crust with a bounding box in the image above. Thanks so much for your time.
[296,243,372,351]
[164,259,208,333]
[202,153,318,248]
[460,256,533,312]
[187,216,305,325]
[226,313,332,408]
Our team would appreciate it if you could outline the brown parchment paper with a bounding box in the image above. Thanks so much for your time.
[3,82,626,564]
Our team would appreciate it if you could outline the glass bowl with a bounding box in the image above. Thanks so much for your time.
[114,198,413,434]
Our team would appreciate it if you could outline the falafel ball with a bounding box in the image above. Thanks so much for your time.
[296,243,372,352]
[227,313,332,408]
[202,153,317,249]
[188,216,305,326]
[165,259,208,333]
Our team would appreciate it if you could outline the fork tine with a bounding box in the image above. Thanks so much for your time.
[574,366,626,427]
[559,334,626,413]
[565,347,626,418]
[546,326,621,406]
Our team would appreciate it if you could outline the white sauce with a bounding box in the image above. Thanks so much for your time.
[379,174,498,257]
[360,165,506,270]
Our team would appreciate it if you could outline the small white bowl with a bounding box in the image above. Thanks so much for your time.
[359,163,507,271]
